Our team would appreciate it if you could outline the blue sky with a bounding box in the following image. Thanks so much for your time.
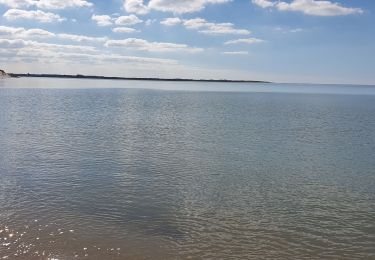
[0,0,374,84]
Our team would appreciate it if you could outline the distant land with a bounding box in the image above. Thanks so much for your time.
[7,72,269,84]
[0,69,9,78]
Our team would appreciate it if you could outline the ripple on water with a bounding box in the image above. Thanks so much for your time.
[0,221,124,260]
[1,87,375,259]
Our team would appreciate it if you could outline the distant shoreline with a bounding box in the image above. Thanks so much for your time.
[8,73,270,84]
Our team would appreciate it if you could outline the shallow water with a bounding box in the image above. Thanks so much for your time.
[1,78,375,259]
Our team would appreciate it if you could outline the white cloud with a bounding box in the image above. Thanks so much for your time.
[251,0,275,8]
[183,18,250,35]
[58,33,107,43]
[115,15,143,26]
[222,51,249,55]
[224,38,264,45]
[91,14,113,26]
[0,38,26,48]
[3,9,66,22]
[0,25,55,39]
[27,41,98,53]
[277,0,363,16]
[0,25,107,43]
[123,0,231,14]
[161,17,251,35]
[0,0,30,8]
[91,14,142,27]
[123,0,149,15]
[160,17,182,26]
[112,27,138,33]
[182,18,206,29]
[199,23,250,35]
[35,0,92,9]
[252,0,363,16]
[148,0,232,14]
[0,0,93,9]
[23,28,56,38]
[93,54,177,64]
[0,0,31,8]
[0,38,97,54]
[105,38,203,53]
[0,37,177,66]
[0,25,25,36]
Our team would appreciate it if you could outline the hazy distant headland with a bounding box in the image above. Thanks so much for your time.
[7,72,269,83]
[0,69,9,78]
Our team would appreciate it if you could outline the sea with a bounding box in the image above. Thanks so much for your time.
[0,78,374,259]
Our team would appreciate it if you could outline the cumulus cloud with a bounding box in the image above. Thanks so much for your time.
[0,0,93,9]
[252,0,363,16]
[58,33,107,43]
[91,15,113,26]
[105,38,203,53]
[161,17,250,35]
[123,0,149,15]
[0,25,107,43]
[3,9,66,22]
[148,0,231,14]
[251,0,275,8]
[0,38,97,54]
[23,28,56,38]
[160,17,182,26]
[31,42,98,54]
[123,0,231,14]
[0,37,177,66]
[0,38,27,48]
[115,15,143,26]
[224,38,265,45]
[112,27,138,33]
[0,25,56,39]
[91,14,143,27]
[169,18,251,35]
[0,25,26,36]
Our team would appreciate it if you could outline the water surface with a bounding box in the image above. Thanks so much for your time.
[1,78,375,259]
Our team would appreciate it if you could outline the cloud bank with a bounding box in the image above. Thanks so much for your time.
[252,0,363,16]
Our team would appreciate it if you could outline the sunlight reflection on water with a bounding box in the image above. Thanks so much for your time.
[0,79,375,259]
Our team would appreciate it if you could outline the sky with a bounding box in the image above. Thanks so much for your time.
[0,0,374,84]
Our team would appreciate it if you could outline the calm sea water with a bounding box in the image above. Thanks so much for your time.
[0,78,375,259]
